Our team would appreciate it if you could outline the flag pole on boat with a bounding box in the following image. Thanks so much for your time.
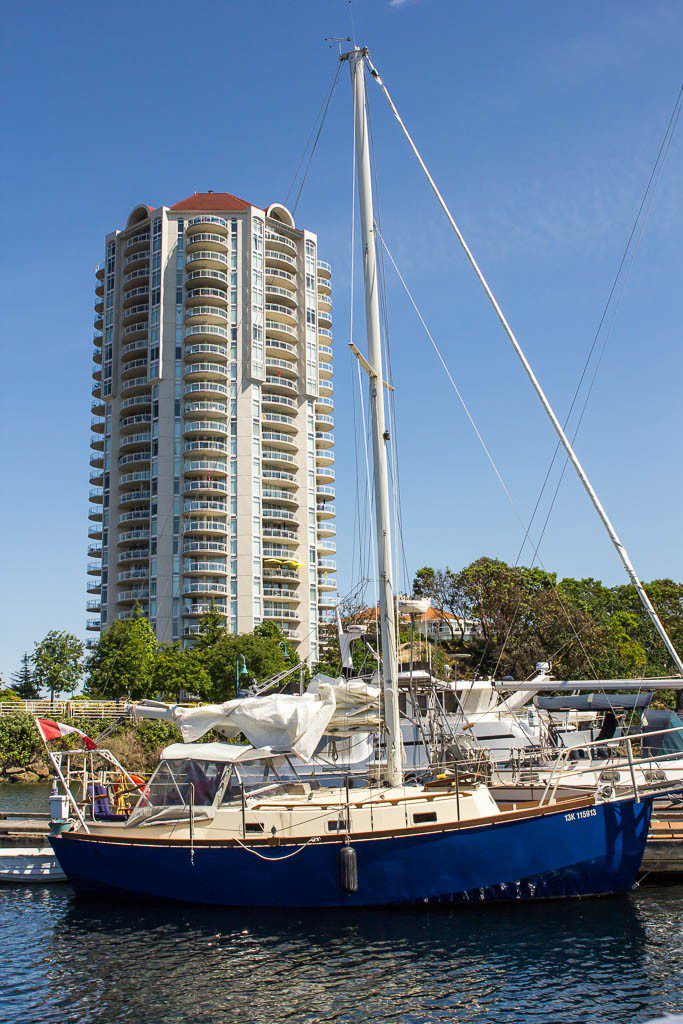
[363,50,683,679]
[343,46,403,786]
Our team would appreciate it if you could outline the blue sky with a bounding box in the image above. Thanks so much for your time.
[1,0,681,678]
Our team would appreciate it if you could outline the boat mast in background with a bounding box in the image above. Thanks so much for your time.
[345,46,403,787]
[363,51,683,680]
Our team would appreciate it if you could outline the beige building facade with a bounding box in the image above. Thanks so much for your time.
[87,192,336,663]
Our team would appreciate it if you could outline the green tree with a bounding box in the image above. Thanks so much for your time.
[0,714,41,770]
[86,608,158,699]
[199,627,295,702]
[192,607,228,651]
[12,653,41,699]
[31,631,84,702]
[152,645,212,701]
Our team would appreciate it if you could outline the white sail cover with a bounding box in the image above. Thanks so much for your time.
[132,677,380,759]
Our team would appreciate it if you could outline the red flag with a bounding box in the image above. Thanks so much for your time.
[35,718,97,750]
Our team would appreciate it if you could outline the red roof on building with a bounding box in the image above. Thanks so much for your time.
[170,191,253,212]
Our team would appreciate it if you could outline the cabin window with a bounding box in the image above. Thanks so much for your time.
[244,822,265,833]
[413,811,437,824]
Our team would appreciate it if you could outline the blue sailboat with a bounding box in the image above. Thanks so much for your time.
[51,46,681,908]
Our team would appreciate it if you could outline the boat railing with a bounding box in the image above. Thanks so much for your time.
[537,724,683,806]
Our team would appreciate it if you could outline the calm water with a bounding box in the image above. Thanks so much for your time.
[2,786,683,1024]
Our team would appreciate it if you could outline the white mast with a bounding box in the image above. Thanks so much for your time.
[346,47,403,786]
[365,53,683,679]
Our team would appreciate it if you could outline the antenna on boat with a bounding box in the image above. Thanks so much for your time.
[342,45,404,787]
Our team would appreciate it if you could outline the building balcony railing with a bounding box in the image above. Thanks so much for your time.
[185,232,228,253]
[183,539,228,556]
[186,215,229,233]
[265,267,296,289]
[186,287,229,306]
[185,268,228,288]
[317,259,332,278]
[265,248,296,269]
[185,343,229,362]
[183,459,228,476]
[184,380,228,398]
[183,560,227,575]
[183,499,228,515]
[183,581,228,596]
[184,439,229,458]
[265,284,297,307]
[182,519,228,534]
[184,477,228,495]
[262,487,299,507]
[261,430,298,451]
[186,250,228,269]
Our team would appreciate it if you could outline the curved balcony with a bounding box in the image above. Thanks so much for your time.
[117,588,150,604]
[318,344,333,363]
[318,327,332,342]
[184,439,229,458]
[91,416,105,434]
[318,538,336,556]
[261,412,297,434]
[183,539,228,557]
[184,380,228,399]
[183,419,228,438]
[318,363,333,382]
[121,358,148,381]
[262,392,296,411]
[317,259,332,279]
[265,319,297,342]
[118,508,149,527]
[124,267,150,289]
[184,400,227,417]
[265,228,297,254]
[186,287,229,308]
[91,398,105,417]
[318,579,337,593]
[94,315,103,332]
[121,339,148,360]
[263,448,296,470]
[118,546,149,564]
[263,545,299,561]
[185,304,229,325]
[120,469,151,488]
[185,343,229,363]
[185,250,228,271]
[184,478,228,497]
[119,447,151,467]
[87,562,102,576]
[182,519,228,536]
[120,374,150,396]
[86,618,101,632]
[86,579,101,594]
[262,505,296,523]
[264,303,297,327]
[317,293,332,313]
[86,600,101,613]
[265,356,297,377]
[263,605,299,622]
[121,322,147,342]
[261,430,298,453]
[184,458,228,477]
[318,558,337,571]
[89,469,104,487]
[182,560,227,576]
[124,229,150,254]
[88,506,103,522]
[262,469,297,488]
[265,267,296,290]
[88,525,102,542]
[184,362,229,382]
[263,527,297,546]
[318,310,332,330]
[92,367,102,385]
[263,564,300,583]
[187,215,228,234]
[185,322,229,343]
[315,449,334,468]
[119,431,151,452]
[123,285,150,307]
[185,232,228,254]
[317,277,331,296]
[185,268,228,289]
[120,413,151,433]
[265,339,297,360]
[265,247,296,271]
[91,383,102,400]
[265,284,297,308]
[263,586,298,603]
[120,394,152,415]
[89,487,103,504]
[316,396,334,413]
[316,466,335,484]
[317,521,336,539]
[89,452,104,470]
[93,333,103,349]
[87,541,102,557]
[119,488,150,507]
[315,412,334,431]
[118,568,149,584]
[263,375,296,397]
[183,499,228,516]
[262,487,299,508]
[90,434,104,452]
[122,301,149,324]
[124,250,149,271]
[316,484,335,502]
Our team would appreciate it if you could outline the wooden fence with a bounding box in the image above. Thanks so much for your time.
[0,700,133,721]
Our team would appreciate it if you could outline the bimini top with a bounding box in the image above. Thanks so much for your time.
[160,742,289,763]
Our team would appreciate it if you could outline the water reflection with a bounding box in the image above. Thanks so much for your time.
[4,882,680,1024]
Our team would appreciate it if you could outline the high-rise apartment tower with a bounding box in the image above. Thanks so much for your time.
[87,193,336,663]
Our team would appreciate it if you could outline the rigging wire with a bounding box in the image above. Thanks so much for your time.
[365,51,683,678]
[285,61,343,214]
[374,224,599,679]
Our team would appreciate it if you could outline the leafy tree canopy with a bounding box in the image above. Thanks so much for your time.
[32,631,84,701]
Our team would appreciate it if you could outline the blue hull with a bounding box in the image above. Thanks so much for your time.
[50,796,652,908]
